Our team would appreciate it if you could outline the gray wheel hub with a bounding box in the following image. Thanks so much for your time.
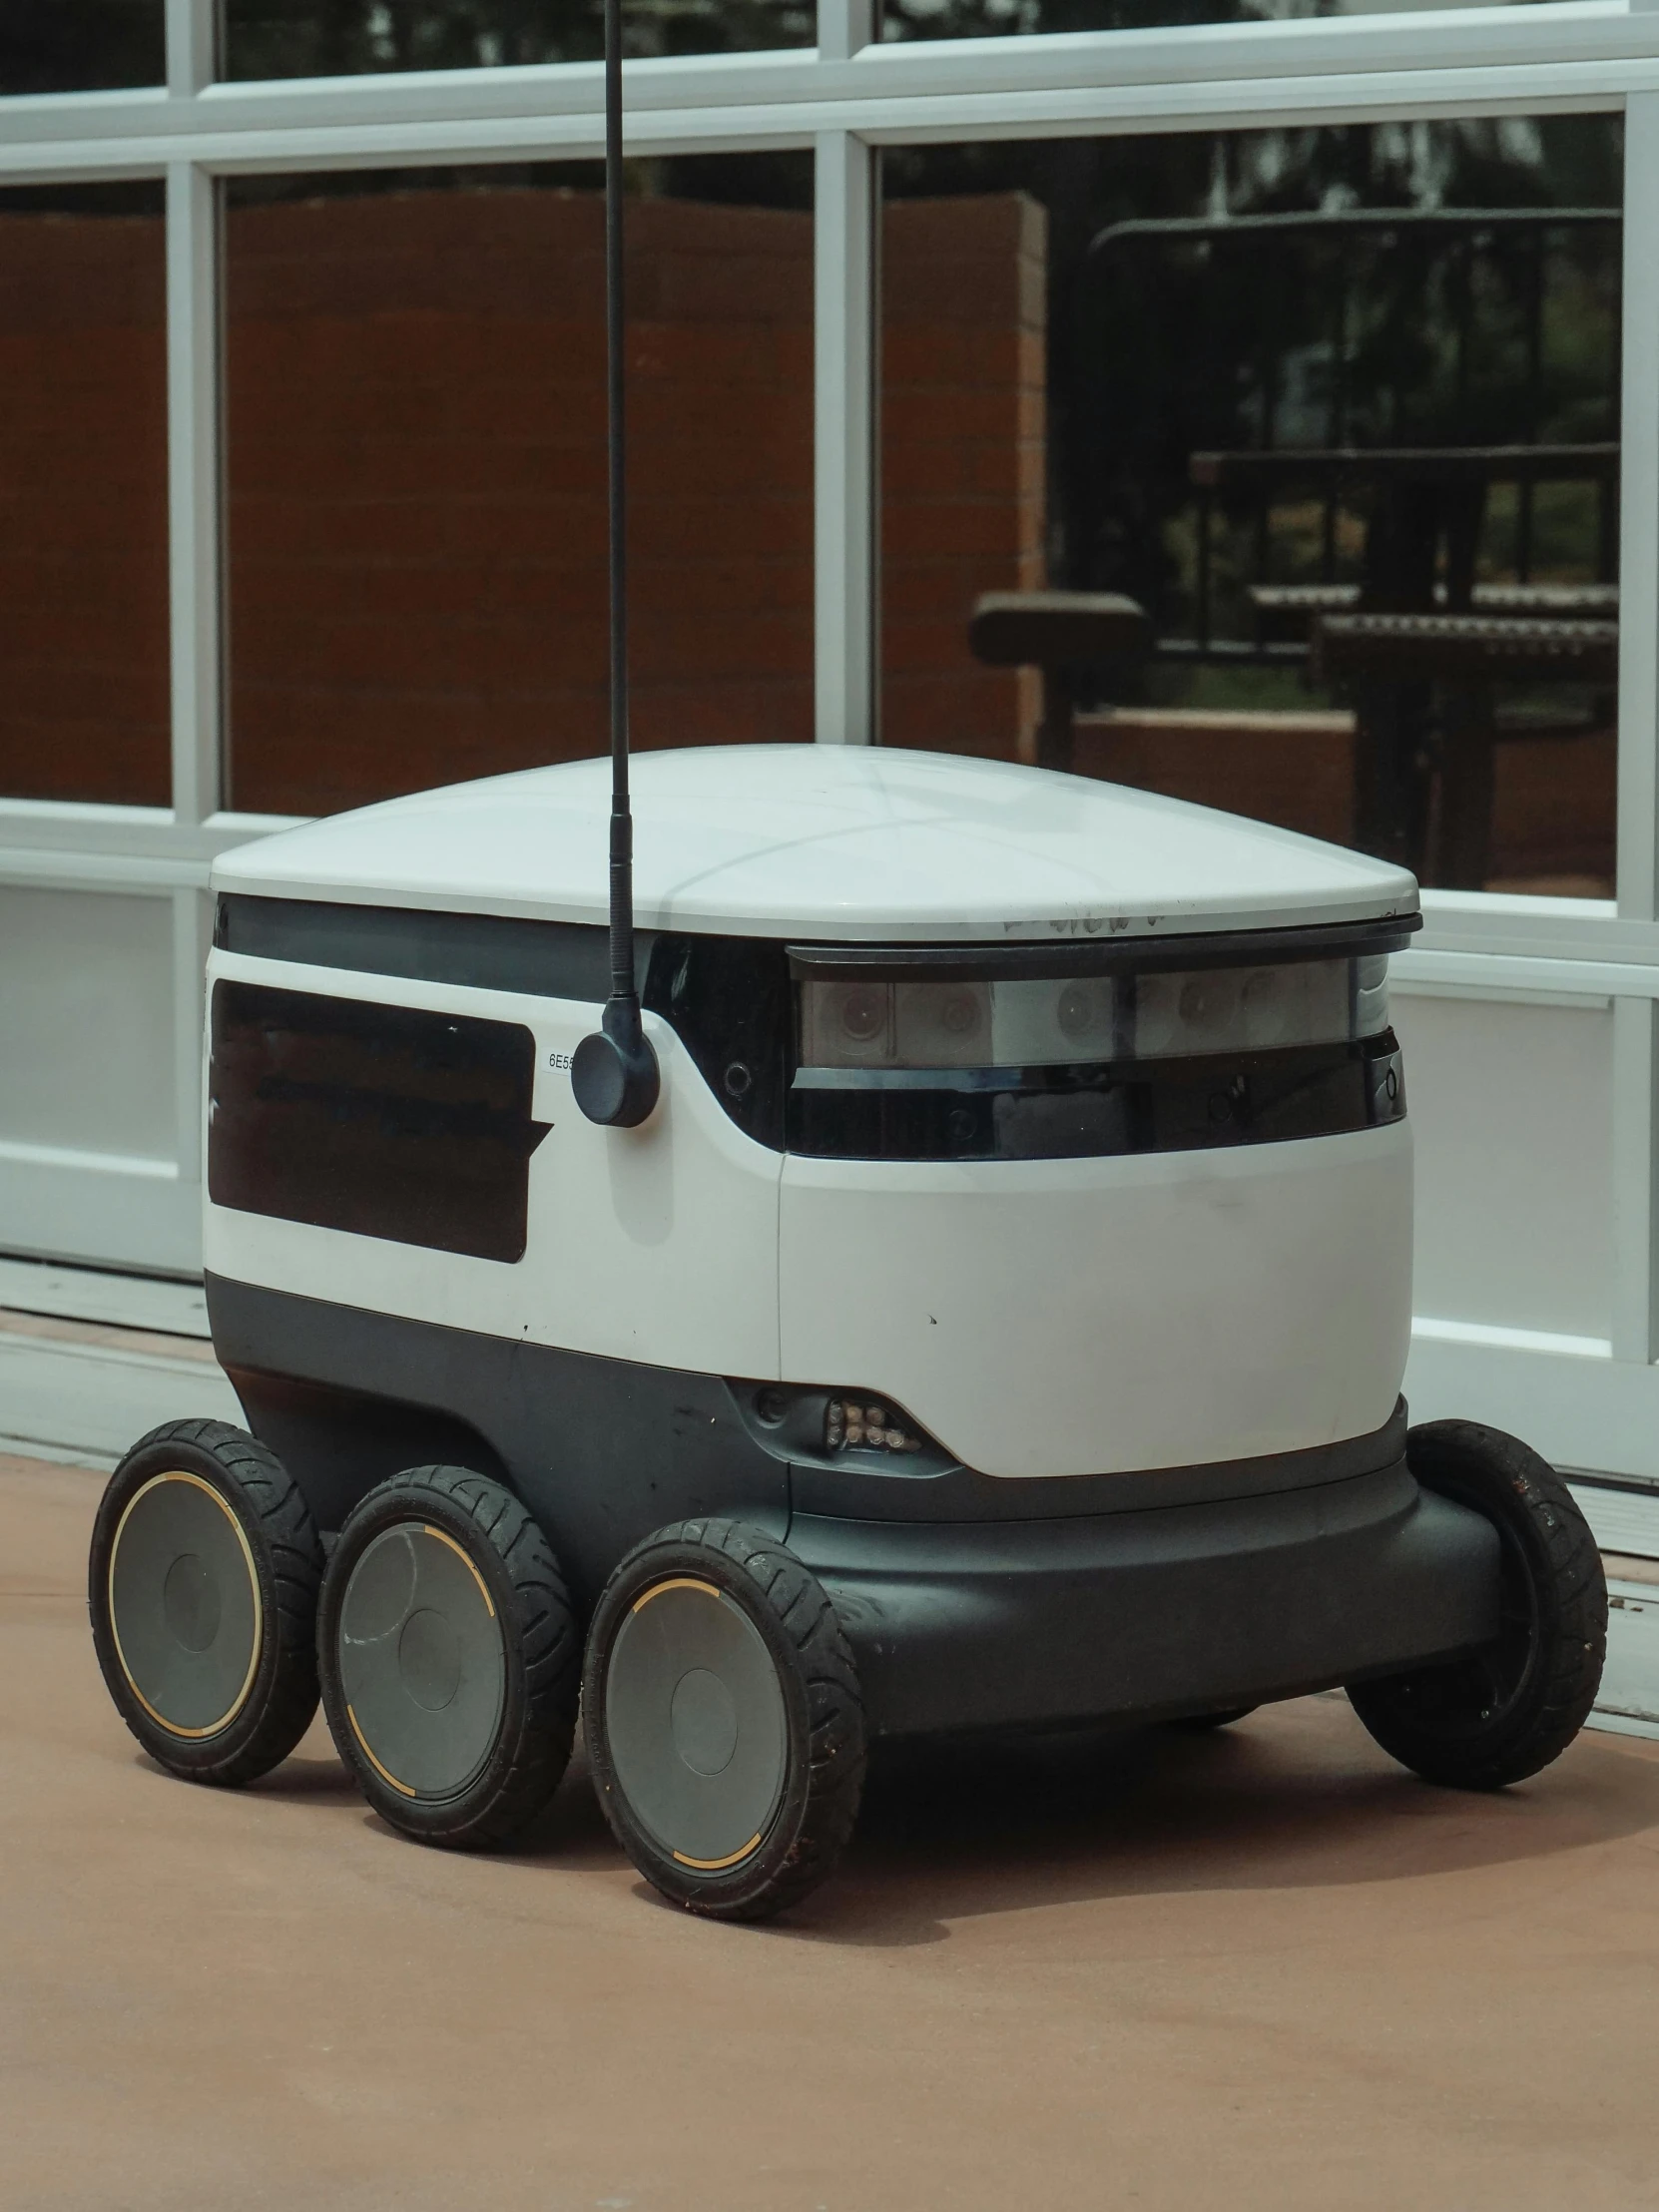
[336,1523,506,1799]
[605,1578,788,1870]
[108,1472,262,1738]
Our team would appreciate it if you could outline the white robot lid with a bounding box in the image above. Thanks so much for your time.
[213,745,1418,944]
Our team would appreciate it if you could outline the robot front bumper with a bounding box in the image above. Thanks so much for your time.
[785,1404,1503,1739]
[210,1282,1500,1746]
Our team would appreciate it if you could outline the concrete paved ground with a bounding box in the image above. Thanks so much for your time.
[8,1452,1659,2212]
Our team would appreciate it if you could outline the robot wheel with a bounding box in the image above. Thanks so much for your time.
[89,1418,322,1787]
[583,1518,866,1922]
[1347,1420,1607,1790]
[317,1465,579,1849]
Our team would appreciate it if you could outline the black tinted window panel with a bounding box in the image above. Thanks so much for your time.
[879,120,1621,901]
[0,4,165,92]
[210,981,547,1262]
[219,0,813,76]
[645,932,791,1151]
[215,892,627,1001]
[785,1038,1400,1161]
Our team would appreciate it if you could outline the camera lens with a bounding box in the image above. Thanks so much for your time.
[1179,975,1234,1036]
[1057,984,1101,1041]
[838,987,886,1042]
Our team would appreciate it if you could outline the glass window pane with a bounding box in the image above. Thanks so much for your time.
[881,118,1623,899]
[0,2,165,93]
[881,0,1585,42]
[224,157,814,817]
[0,183,171,807]
[219,0,811,77]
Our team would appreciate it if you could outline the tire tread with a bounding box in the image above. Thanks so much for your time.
[90,1418,323,1788]
[586,1516,866,1922]
[1349,1420,1607,1790]
[319,1465,579,1850]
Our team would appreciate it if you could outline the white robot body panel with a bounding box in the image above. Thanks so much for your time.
[205,958,784,1382]
[780,1122,1411,1480]
[204,927,1409,1486]
[213,745,1417,943]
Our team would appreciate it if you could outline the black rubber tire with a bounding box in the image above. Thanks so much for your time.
[317,1466,579,1850]
[1347,1420,1606,1790]
[1170,1706,1258,1731]
[584,1518,866,1922]
[88,1417,322,1787]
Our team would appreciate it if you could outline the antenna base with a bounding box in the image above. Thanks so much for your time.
[573,996,661,1128]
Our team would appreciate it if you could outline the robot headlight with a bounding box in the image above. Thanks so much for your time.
[799,955,1388,1072]
[825,1397,925,1456]
[745,1382,945,1466]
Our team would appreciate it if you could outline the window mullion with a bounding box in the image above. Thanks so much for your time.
[166,0,215,99]
[166,160,222,825]
[818,0,875,62]
[1601,92,1657,1361]
[816,130,877,744]
[1618,91,1659,920]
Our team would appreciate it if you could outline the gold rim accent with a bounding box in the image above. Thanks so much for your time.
[108,1471,263,1740]
[673,1834,764,1872]
[631,1575,721,1614]
[627,1576,766,1873]
[347,1702,417,1798]
[420,1524,495,1618]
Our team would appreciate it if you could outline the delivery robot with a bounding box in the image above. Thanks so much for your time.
[87,741,1607,1919]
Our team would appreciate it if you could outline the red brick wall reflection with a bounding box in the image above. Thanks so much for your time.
[0,210,170,807]
[226,188,819,817]
[881,193,1047,760]
[227,184,1045,815]
[0,189,1042,817]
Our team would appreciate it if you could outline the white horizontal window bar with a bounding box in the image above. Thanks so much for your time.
[1397,981,1615,1010]
[0,812,297,872]
[0,70,1636,181]
[1394,948,1659,1000]
[0,849,209,894]
[0,1140,179,1183]
[0,799,174,832]
[0,0,1651,145]
[1412,1314,1614,1359]
[844,71,1630,143]
[0,34,1652,176]
[1416,897,1659,969]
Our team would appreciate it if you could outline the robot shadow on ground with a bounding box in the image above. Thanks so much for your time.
[728,1696,1659,1948]
[222,1692,1659,1949]
[240,1729,625,1871]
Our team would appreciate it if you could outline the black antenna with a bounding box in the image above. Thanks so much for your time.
[572,0,660,1129]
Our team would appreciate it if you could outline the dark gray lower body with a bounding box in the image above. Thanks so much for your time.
[208,1275,1502,1740]
[792,1463,1497,1736]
